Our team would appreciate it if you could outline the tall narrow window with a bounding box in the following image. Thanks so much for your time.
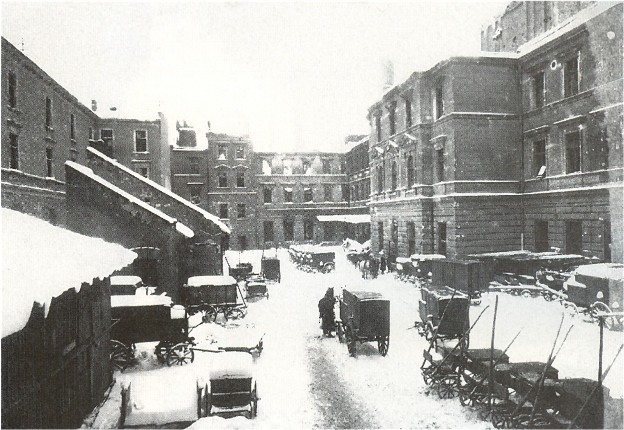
[324,184,332,201]
[235,145,245,159]
[377,165,383,193]
[407,221,416,256]
[342,184,349,201]
[565,221,582,254]
[437,222,447,256]
[9,133,18,169]
[8,71,17,108]
[391,161,397,190]
[218,171,228,187]
[189,184,201,204]
[264,221,274,242]
[189,157,200,174]
[388,103,396,136]
[603,220,611,262]
[236,171,245,187]
[218,144,227,160]
[303,219,314,241]
[101,129,113,143]
[405,98,412,128]
[533,71,545,108]
[375,114,382,142]
[303,160,312,174]
[435,84,444,119]
[303,187,313,202]
[436,149,445,182]
[283,218,294,241]
[239,236,248,251]
[135,130,147,152]
[377,222,384,251]
[599,126,609,170]
[70,114,76,140]
[534,220,549,252]
[88,127,94,141]
[45,97,52,128]
[565,130,581,173]
[322,159,331,174]
[219,203,228,219]
[564,56,579,98]
[237,203,246,219]
[45,147,53,177]
[263,188,272,203]
[407,155,415,187]
[533,139,546,176]
[284,187,293,203]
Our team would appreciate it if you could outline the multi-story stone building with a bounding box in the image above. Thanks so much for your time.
[344,135,371,243]
[368,1,622,263]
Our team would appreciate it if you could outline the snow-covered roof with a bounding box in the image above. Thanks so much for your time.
[209,351,253,380]
[86,147,231,235]
[187,275,237,287]
[111,295,173,308]
[2,208,137,338]
[66,161,194,239]
[575,263,624,281]
[516,2,619,56]
[110,275,143,286]
[410,254,446,261]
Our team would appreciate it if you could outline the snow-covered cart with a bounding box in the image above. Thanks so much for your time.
[110,295,195,371]
[201,352,259,419]
[181,275,247,323]
[336,290,390,357]
[416,286,471,345]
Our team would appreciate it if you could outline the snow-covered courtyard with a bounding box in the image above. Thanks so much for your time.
[86,246,623,429]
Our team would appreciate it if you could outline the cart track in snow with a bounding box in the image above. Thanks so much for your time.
[307,336,380,429]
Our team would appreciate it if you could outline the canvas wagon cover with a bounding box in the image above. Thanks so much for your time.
[183,276,238,305]
[341,290,389,337]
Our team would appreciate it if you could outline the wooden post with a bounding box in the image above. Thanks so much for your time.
[488,295,499,414]
[598,315,604,383]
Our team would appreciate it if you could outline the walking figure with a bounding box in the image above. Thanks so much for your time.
[318,287,336,337]
[379,250,387,274]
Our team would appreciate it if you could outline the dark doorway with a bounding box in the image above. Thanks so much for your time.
[565,221,582,255]
[534,220,549,252]
[437,222,447,256]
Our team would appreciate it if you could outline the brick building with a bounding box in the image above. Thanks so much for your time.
[344,135,371,243]
[368,1,622,263]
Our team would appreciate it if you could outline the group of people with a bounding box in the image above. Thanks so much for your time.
[356,250,387,279]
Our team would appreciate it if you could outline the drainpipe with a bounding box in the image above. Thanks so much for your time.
[519,63,526,251]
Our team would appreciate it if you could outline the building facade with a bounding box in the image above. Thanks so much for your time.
[344,135,371,243]
[368,1,622,263]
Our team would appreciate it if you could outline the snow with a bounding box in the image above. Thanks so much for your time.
[86,147,231,235]
[86,246,623,429]
[575,263,624,280]
[110,295,173,308]
[110,275,142,286]
[2,208,136,338]
[209,352,253,379]
[187,276,238,287]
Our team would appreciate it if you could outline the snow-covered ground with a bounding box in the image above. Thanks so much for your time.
[86,246,623,429]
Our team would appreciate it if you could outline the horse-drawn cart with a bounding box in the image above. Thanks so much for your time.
[110,295,195,371]
[261,257,281,282]
[336,289,390,357]
[181,275,247,323]
[416,286,471,345]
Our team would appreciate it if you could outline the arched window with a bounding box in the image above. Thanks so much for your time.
[407,155,414,187]
[391,161,397,191]
[377,165,383,193]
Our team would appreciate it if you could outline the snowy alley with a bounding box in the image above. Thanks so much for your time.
[86,246,623,429]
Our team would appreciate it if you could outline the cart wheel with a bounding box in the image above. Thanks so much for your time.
[202,307,218,323]
[521,289,532,298]
[225,307,246,320]
[155,341,174,363]
[110,340,132,371]
[424,321,435,342]
[590,302,614,328]
[250,382,258,418]
[437,375,457,399]
[166,342,195,366]
[563,301,579,317]
[377,336,389,357]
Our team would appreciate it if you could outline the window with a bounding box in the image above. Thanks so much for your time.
[405,98,412,128]
[303,160,312,174]
[239,236,248,251]
[263,188,272,203]
[45,97,52,128]
[388,103,396,136]
[342,184,349,201]
[218,171,228,187]
[534,220,549,252]
[533,139,546,176]
[598,126,609,170]
[135,130,147,152]
[8,71,17,108]
[283,218,294,241]
[218,144,227,160]
[324,223,335,241]
[45,147,53,177]
[137,166,149,178]
[532,71,545,109]
[236,171,245,187]
[564,56,579,98]
[264,221,274,242]
[603,220,611,262]
[407,221,416,256]
[9,133,18,169]
[565,130,581,173]
[237,203,246,219]
[284,187,293,203]
[322,159,331,174]
[375,114,382,142]
[283,160,293,175]
[219,203,228,219]
[262,159,272,175]
[565,221,582,254]
[437,222,447,256]
[436,149,445,182]
[377,222,384,251]
[407,155,415,187]
[235,145,245,159]
[391,161,397,190]
[190,157,200,174]
[435,84,444,119]
[70,114,76,140]
[88,127,94,141]
[324,184,332,201]
[377,165,384,193]
[304,219,314,241]
[100,129,113,144]
[304,187,313,202]
[189,184,201,204]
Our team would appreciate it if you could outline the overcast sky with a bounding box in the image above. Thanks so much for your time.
[2,1,507,152]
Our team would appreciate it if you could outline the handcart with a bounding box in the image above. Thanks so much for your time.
[181,275,247,323]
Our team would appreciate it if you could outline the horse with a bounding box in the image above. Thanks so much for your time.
[357,259,370,279]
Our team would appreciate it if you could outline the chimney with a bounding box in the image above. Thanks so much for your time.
[382,60,394,92]
[91,100,97,111]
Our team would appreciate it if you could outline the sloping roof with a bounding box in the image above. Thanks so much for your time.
[66,161,195,239]
[86,147,230,234]
[2,208,137,338]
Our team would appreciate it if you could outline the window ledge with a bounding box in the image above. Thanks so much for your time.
[133,151,150,155]
[7,106,21,114]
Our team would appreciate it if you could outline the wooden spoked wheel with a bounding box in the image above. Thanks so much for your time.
[110,340,132,371]
[377,335,389,356]
[155,341,174,363]
[250,382,259,418]
[225,307,246,320]
[166,342,195,366]
[436,374,458,399]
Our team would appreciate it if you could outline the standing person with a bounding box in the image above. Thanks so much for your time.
[318,287,336,337]
[370,256,379,279]
[379,250,387,274]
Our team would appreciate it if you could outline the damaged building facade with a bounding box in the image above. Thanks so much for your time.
[369,2,623,263]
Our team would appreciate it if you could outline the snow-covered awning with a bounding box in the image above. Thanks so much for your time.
[186,275,237,287]
[317,214,371,224]
[2,209,137,338]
